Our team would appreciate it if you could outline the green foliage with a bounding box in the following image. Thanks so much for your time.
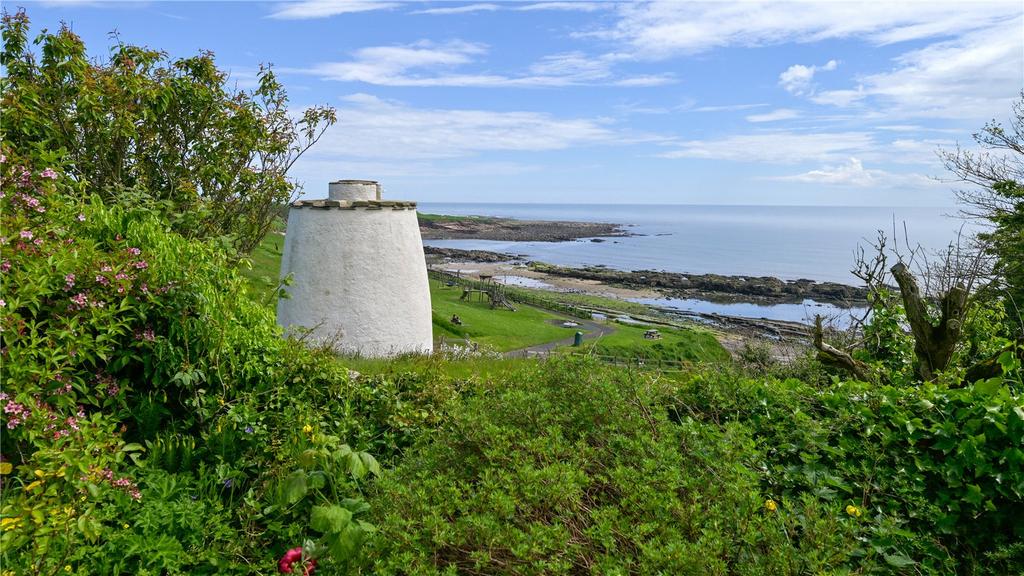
[980,180,1024,332]
[362,358,868,575]
[677,359,1024,574]
[0,148,377,574]
[0,10,335,255]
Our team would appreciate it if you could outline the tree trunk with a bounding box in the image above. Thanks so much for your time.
[812,316,874,381]
[890,262,968,381]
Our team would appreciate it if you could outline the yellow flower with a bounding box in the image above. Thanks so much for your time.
[845,504,862,517]
[764,499,777,512]
[64,565,72,572]
[0,517,21,528]
[34,469,45,478]
[0,462,12,475]
[123,523,130,529]
[302,424,313,434]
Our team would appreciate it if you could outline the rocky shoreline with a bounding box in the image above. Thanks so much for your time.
[531,263,868,304]
[423,246,523,263]
[419,212,867,305]
[423,246,866,305]
[419,214,627,242]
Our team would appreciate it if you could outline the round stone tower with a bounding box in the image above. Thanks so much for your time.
[276,179,433,356]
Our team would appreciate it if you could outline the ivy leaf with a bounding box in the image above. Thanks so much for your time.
[963,483,984,506]
[974,378,1002,396]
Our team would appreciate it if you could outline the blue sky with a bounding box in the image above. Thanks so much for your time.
[12,0,1024,205]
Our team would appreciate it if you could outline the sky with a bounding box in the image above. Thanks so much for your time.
[9,0,1024,206]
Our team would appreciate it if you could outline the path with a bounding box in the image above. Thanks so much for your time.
[504,316,616,358]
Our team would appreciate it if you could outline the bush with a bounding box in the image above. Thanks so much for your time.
[361,358,868,575]
[0,148,385,574]
[676,362,1024,574]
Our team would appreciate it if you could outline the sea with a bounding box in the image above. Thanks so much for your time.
[419,203,978,325]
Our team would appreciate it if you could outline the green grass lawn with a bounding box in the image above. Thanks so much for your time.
[239,231,286,298]
[574,321,730,365]
[429,278,581,351]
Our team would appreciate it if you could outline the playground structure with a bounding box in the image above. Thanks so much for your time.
[458,275,516,311]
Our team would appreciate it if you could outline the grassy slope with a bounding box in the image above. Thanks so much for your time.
[428,278,580,351]
[240,231,286,296]
[575,321,730,365]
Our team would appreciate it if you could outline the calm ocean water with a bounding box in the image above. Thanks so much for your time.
[420,203,972,284]
[419,203,975,325]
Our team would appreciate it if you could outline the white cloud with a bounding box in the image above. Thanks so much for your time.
[267,0,397,20]
[595,2,1021,58]
[514,2,604,12]
[812,17,1024,119]
[308,93,620,160]
[412,3,500,15]
[767,157,942,188]
[658,132,876,163]
[746,108,800,123]
[413,1,604,14]
[296,41,675,87]
[771,157,877,186]
[691,103,769,113]
[779,59,837,95]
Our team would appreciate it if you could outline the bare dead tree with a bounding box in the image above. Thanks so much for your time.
[814,226,997,382]
[812,315,874,382]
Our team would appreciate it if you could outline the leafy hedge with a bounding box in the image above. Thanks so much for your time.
[0,149,432,574]
[360,357,1023,575]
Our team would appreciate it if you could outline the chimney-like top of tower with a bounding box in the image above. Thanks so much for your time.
[328,180,381,201]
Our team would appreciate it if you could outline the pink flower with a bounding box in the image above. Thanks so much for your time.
[127,247,141,256]
[39,168,58,180]
[19,230,32,240]
[133,260,148,270]
[96,275,109,286]
[0,153,6,163]
[76,213,86,222]
[1,260,9,273]
[0,299,5,308]
[100,265,112,272]
[69,292,88,309]
[65,273,76,289]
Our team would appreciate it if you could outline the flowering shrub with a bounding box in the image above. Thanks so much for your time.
[0,148,381,574]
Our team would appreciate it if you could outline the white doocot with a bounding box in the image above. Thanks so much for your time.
[276,180,433,357]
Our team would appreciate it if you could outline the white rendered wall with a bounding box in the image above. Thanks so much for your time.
[277,206,433,357]
[329,181,380,201]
